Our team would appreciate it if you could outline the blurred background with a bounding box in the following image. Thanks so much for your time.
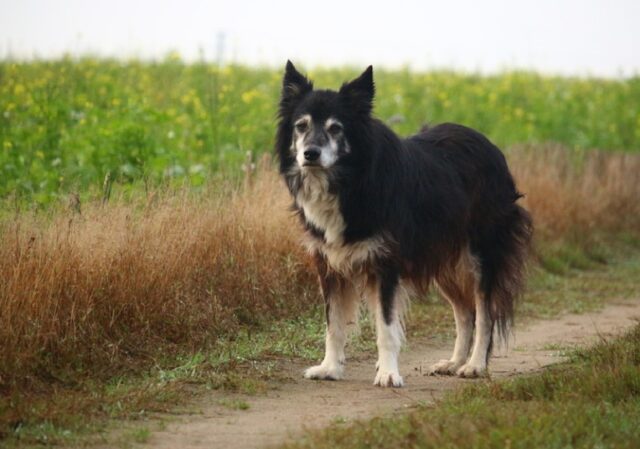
[2,0,639,76]
[0,0,639,204]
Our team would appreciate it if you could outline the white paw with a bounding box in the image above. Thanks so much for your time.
[429,359,465,375]
[456,363,487,378]
[373,370,404,387]
[304,363,344,381]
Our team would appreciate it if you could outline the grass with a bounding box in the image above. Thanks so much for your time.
[1,142,640,446]
[1,310,325,447]
[127,427,151,444]
[2,58,640,204]
[3,145,639,394]
[283,323,640,449]
[2,59,640,447]
[0,164,313,389]
[2,241,640,447]
[218,399,251,411]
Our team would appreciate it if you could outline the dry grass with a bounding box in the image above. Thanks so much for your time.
[1,145,639,397]
[0,157,315,392]
[511,144,640,239]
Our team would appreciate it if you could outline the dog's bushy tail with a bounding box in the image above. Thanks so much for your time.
[478,203,533,342]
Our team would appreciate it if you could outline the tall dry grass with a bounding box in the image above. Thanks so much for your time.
[0,160,315,391]
[511,144,640,239]
[1,145,639,392]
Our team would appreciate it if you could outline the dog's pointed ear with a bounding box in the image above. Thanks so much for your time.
[280,60,313,115]
[339,66,374,115]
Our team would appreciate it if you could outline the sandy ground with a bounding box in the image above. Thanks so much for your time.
[138,300,640,449]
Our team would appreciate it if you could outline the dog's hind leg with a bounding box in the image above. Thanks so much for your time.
[431,250,478,375]
[366,263,406,388]
[457,291,493,378]
[430,296,474,375]
[457,204,532,378]
[304,257,359,381]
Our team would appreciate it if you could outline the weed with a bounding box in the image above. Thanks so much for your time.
[218,399,250,411]
[129,427,151,444]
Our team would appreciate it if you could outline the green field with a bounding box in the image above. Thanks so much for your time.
[2,58,640,447]
[1,57,639,203]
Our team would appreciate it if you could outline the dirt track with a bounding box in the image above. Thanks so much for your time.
[139,300,640,449]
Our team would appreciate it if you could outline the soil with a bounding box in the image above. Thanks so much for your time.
[139,300,640,449]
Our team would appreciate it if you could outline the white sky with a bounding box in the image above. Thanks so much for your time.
[1,0,639,77]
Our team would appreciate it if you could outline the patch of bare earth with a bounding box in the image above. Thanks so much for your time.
[129,300,640,449]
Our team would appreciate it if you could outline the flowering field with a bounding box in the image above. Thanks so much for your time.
[1,57,640,446]
[1,57,639,203]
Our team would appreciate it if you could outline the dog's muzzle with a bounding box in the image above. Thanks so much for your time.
[303,147,321,165]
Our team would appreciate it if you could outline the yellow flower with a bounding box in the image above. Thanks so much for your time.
[241,89,260,104]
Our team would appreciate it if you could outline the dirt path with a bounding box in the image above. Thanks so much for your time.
[142,300,640,449]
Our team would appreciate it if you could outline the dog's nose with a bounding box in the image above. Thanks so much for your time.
[304,147,321,162]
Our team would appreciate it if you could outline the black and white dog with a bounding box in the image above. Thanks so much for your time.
[276,61,532,387]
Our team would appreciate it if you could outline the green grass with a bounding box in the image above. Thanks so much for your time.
[127,427,151,444]
[218,399,251,411]
[2,58,639,204]
[283,323,640,449]
[2,242,639,448]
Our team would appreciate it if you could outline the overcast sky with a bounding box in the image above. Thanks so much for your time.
[1,0,639,77]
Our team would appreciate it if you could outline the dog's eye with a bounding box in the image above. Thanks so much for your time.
[327,123,343,135]
[295,122,308,133]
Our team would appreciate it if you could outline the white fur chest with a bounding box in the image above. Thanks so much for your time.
[296,171,345,246]
[296,172,387,274]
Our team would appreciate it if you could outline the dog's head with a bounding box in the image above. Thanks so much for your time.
[276,61,375,173]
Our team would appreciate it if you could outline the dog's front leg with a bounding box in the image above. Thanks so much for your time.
[368,263,405,387]
[304,256,359,381]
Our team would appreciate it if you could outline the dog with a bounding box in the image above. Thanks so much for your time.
[275,61,532,387]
